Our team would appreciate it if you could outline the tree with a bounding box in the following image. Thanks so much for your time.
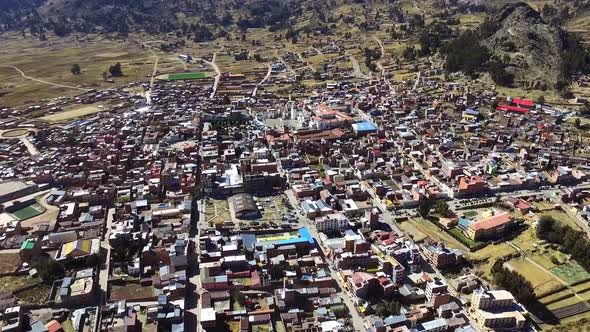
[109,63,123,77]
[434,200,453,218]
[402,46,416,61]
[575,117,582,129]
[491,259,535,305]
[32,257,65,282]
[375,302,401,317]
[235,291,246,305]
[221,13,234,26]
[71,64,81,75]
[536,215,590,273]
[85,253,100,267]
[537,95,545,105]
[488,61,514,87]
[441,30,490,77]
[536,215,555,238]
[269,264,285,280]
[418,199,432,218]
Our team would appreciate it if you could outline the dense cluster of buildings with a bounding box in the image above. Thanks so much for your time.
[3,36,590,332]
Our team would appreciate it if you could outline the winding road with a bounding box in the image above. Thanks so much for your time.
[297,53,316,73]
[413,71,421,91]
[345,50,369,80]
[252,64,272,97]
[0,65,92,92]
[132,39,160,104]
[274,50,296,76]
[372,36,395,92]
[196,46,223,99]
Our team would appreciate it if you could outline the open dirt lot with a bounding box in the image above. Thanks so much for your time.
[109,283,154,301]
[41,105,102,122]
[0,253,21,275]
[0,33,159,107]
[1,129,30,138]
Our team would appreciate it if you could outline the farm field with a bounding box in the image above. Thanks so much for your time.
[109,283,154,301]
[506,258,563,296]
[14,283,52,305]
[0,275,39,292]
[552,261,590,285]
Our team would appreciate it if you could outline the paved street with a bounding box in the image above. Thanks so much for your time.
[186,200,205,332]
[284,189,367,331]
[99,208,115,302]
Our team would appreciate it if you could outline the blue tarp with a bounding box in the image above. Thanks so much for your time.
[353,121,378,132]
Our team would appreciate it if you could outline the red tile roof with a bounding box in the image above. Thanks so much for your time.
[46,320,62,332]
[470,212,513,231]
[497,105,529,114]
[512,98,535,107]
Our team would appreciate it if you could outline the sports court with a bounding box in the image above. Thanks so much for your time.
[10,203,46,221]
[168,72,208,80]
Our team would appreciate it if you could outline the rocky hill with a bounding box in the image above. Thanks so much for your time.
[444,2,590,90]
[483,2,588,90]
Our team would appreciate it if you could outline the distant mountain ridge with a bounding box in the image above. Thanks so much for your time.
[0,0,328,36]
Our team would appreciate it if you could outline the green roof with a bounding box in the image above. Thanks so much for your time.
[168,72,208,80]
[21,239,35,250]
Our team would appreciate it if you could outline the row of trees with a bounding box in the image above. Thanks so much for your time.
[375,301,401,317]
[536,215,590,272]
[418,199,453,218]
[363,47,381,72]
[71,62,123,78]
[491,259,536,305]
[31,253,101,282]
[441,30,490,78]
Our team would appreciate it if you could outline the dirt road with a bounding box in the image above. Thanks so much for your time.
[0,65,91,92]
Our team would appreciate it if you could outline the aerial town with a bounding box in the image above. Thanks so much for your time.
[2,1,590,332]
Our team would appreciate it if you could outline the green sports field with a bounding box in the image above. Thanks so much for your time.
[168,72,208,80]
[11,203,46,221]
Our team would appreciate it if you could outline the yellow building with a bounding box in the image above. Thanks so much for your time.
[59,238,99,259]
[466,212,513,241]
[462,109,479,122]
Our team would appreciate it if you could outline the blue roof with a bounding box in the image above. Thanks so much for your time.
[384,315,408,326]
[30,321,48,332]
[158,294,168,305]
[242,234,257,251]
[172,322,184,332]
[455,327,477,332]
[61,277,73,287]
[276,227,314,245]
[458,218,471,227]
[353,121,378,132]
[420,318,447,331]
[464,109,479,115]
[160,265,171,276]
